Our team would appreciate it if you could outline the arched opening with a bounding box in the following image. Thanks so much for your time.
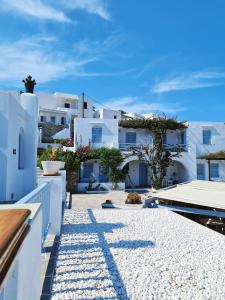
[163,160,189,187]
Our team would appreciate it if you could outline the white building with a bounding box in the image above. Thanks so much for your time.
[0,92,38,201]
[73,110,225,191]
[38,92,93,126]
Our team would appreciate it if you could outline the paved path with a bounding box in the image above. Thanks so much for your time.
[72,191,144,209]
[51,208,225,300]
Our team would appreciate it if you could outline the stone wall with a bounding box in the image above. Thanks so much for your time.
[38,123,64,143]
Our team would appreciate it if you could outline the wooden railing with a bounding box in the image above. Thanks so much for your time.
[0,209,31,287]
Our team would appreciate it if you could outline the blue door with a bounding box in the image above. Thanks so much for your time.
[99,166,109,182]
[82,163,94,182]
[139,163,148,186]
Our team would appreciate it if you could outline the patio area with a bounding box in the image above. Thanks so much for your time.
[51,208,225,299]
[71,190,149,209]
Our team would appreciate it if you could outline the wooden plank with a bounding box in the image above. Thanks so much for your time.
[0,209,31,258]
[0,209,31,287]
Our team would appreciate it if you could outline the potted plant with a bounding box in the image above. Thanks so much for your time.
[39,148,65,176]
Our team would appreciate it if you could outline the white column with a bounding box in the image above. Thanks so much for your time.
[20,93,38,194]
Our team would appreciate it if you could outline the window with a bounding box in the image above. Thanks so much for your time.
[40,116,46,122]
[92,127,102,143]
[197,164,205,180]
[114,115,117,119]
[82,163,94,182]
[18,129,24,169]
[64,103,70,108]
[126,132,136,144]
[50,116,56,124]
[61,117,65,125]
[83,102,87,109]
[211,163,219,178]
[203,129,211,145]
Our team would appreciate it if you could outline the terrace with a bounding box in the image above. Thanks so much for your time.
[1,176,225,299]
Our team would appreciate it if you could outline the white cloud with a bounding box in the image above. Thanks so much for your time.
[61,0,110,20]
[152,70,225,93]
[0,0,110,22]
[0,35,133,86]
[103,96,184,115]
[0,0,70,22]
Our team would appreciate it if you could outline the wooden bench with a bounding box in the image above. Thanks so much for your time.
[0,209,31,287]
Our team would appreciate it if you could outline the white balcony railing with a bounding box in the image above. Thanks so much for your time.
[17,182,51,245]
[163,144,188,152]
[119,143,189,152]
[119,143,147,151]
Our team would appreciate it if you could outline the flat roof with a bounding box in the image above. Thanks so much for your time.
[155,180,225,210]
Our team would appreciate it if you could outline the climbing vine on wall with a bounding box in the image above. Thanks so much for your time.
[120,116,186,189]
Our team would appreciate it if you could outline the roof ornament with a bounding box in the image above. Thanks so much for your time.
[22,75,36,93]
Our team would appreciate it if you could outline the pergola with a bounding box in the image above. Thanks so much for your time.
[199,151,225,181]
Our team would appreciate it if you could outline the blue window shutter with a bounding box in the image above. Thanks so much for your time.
[197,164,205,180]
[211,163,219,178]
[203,130,211,144]
[126,132,136,144]
[92,127,102,143]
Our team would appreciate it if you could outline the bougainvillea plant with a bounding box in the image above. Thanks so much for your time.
[119,116,187,189]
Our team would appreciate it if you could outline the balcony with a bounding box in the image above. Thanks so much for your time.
[119,143,189,152]
[163,144,188,152]
[119,143,147,151]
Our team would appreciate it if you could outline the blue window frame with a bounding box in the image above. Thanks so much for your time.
[126,132,136,144]
[211,163,219,178]
[197,164,205,180]
[51,116,56,124]
[92,127,102,143]
[203,129,211,145]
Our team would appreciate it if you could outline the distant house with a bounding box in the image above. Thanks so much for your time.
[0,92,38,201]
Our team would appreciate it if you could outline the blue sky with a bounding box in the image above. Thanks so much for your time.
[0,0,225,121]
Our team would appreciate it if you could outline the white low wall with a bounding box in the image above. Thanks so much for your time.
[38,174,65,236]
[78,182,125,192]
[0,204,42,300]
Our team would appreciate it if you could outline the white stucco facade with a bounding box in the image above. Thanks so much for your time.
[0,92,38,201]
[74,118,119,149]
[74,115,225,188]
[38,92,93,126]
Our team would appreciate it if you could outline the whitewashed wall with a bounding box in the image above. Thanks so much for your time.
[0,92,38,201]
[187,122,225,156]
[119,128,152,145]
[74,118,119,149]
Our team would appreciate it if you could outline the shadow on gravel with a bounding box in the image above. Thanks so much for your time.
[87,209,155,300]
[52,209,155,300]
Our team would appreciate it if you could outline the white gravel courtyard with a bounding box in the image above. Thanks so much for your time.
[51,209,225,300]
